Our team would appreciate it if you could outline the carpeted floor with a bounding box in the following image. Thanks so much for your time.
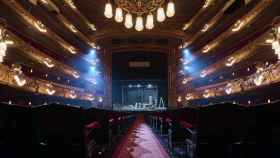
[113,115,170,158]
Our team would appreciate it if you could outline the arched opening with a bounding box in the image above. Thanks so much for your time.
[112,51,168,110]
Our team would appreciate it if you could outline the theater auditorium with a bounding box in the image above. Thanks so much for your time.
[0,0,279,157]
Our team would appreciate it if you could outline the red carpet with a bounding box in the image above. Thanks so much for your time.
[113,115,170,158]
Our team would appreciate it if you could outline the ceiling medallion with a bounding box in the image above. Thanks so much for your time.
[104,0,175,31]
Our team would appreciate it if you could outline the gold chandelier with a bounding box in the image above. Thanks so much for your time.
[104,0,175,31]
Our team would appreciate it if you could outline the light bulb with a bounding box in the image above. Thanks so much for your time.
[145,14,154,30]
[135,16,144,32]
[157,7,166,22]
[166,1,175,17]
[124,13,133,29]
[115,7,123,23]
[104,2,113,19]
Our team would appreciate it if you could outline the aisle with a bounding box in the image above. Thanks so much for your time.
[113,115,170,158]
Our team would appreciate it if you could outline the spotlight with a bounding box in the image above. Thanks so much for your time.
[184,66,189,71]
[183,65,195,73]
[90,49,96,55]
[183,48,190,56]
[86,49,97,59]
[182,48,194,61]
[91,66,96,71]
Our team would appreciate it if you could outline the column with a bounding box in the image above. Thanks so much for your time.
[168,48,178,109]
[101,49,112,109]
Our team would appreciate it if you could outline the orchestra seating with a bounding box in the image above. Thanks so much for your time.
[1,102,280,158]
[0,103,32,158]
[147,102,280,158]
[0,103,134,158]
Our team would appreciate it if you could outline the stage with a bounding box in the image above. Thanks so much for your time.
[113,80,168,111]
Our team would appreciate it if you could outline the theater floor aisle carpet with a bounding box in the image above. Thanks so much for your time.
[113,115,170,158]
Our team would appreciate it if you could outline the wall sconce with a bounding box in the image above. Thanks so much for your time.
[69,90,77,99]
[65,0,77,10]
[254,72,265,86]
[11,65,26,87]
[203,90,210,98]
[13,74,26,87]
[89,24,97,31]
[201,24,209,32]
[225,83,233,95]
[67,46,77,54]
[182,23,190,31]
[33,20,47,33]
[202,45,211,53]
[89,42,99,49]
[46,83,56,95]
[69,24,78,33]
[182,78,188,84]
[72,71,80,79]
[87,94,95,101]
[225,56,236,67]
[232,20,245,32]
[43,58,55,68]
[202,0,213,9]
[200,70,207,78]
[185,94,194,101]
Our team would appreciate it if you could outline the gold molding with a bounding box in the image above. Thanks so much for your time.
[183,0,272,65]
[0,63,95,101]
[3,0,78,54]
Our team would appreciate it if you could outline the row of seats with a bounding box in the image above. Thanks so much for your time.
[0,103,135,158]
[147,102,280,158]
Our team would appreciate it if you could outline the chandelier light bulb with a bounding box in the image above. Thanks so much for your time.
[157,7,166,22]
[104,2,113,19]
[166,1,175,18]
[104,1,175,31]
[146,13,154,30]
[115,7,123,23]
[135,16,144,31]
[124,13,133,29]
